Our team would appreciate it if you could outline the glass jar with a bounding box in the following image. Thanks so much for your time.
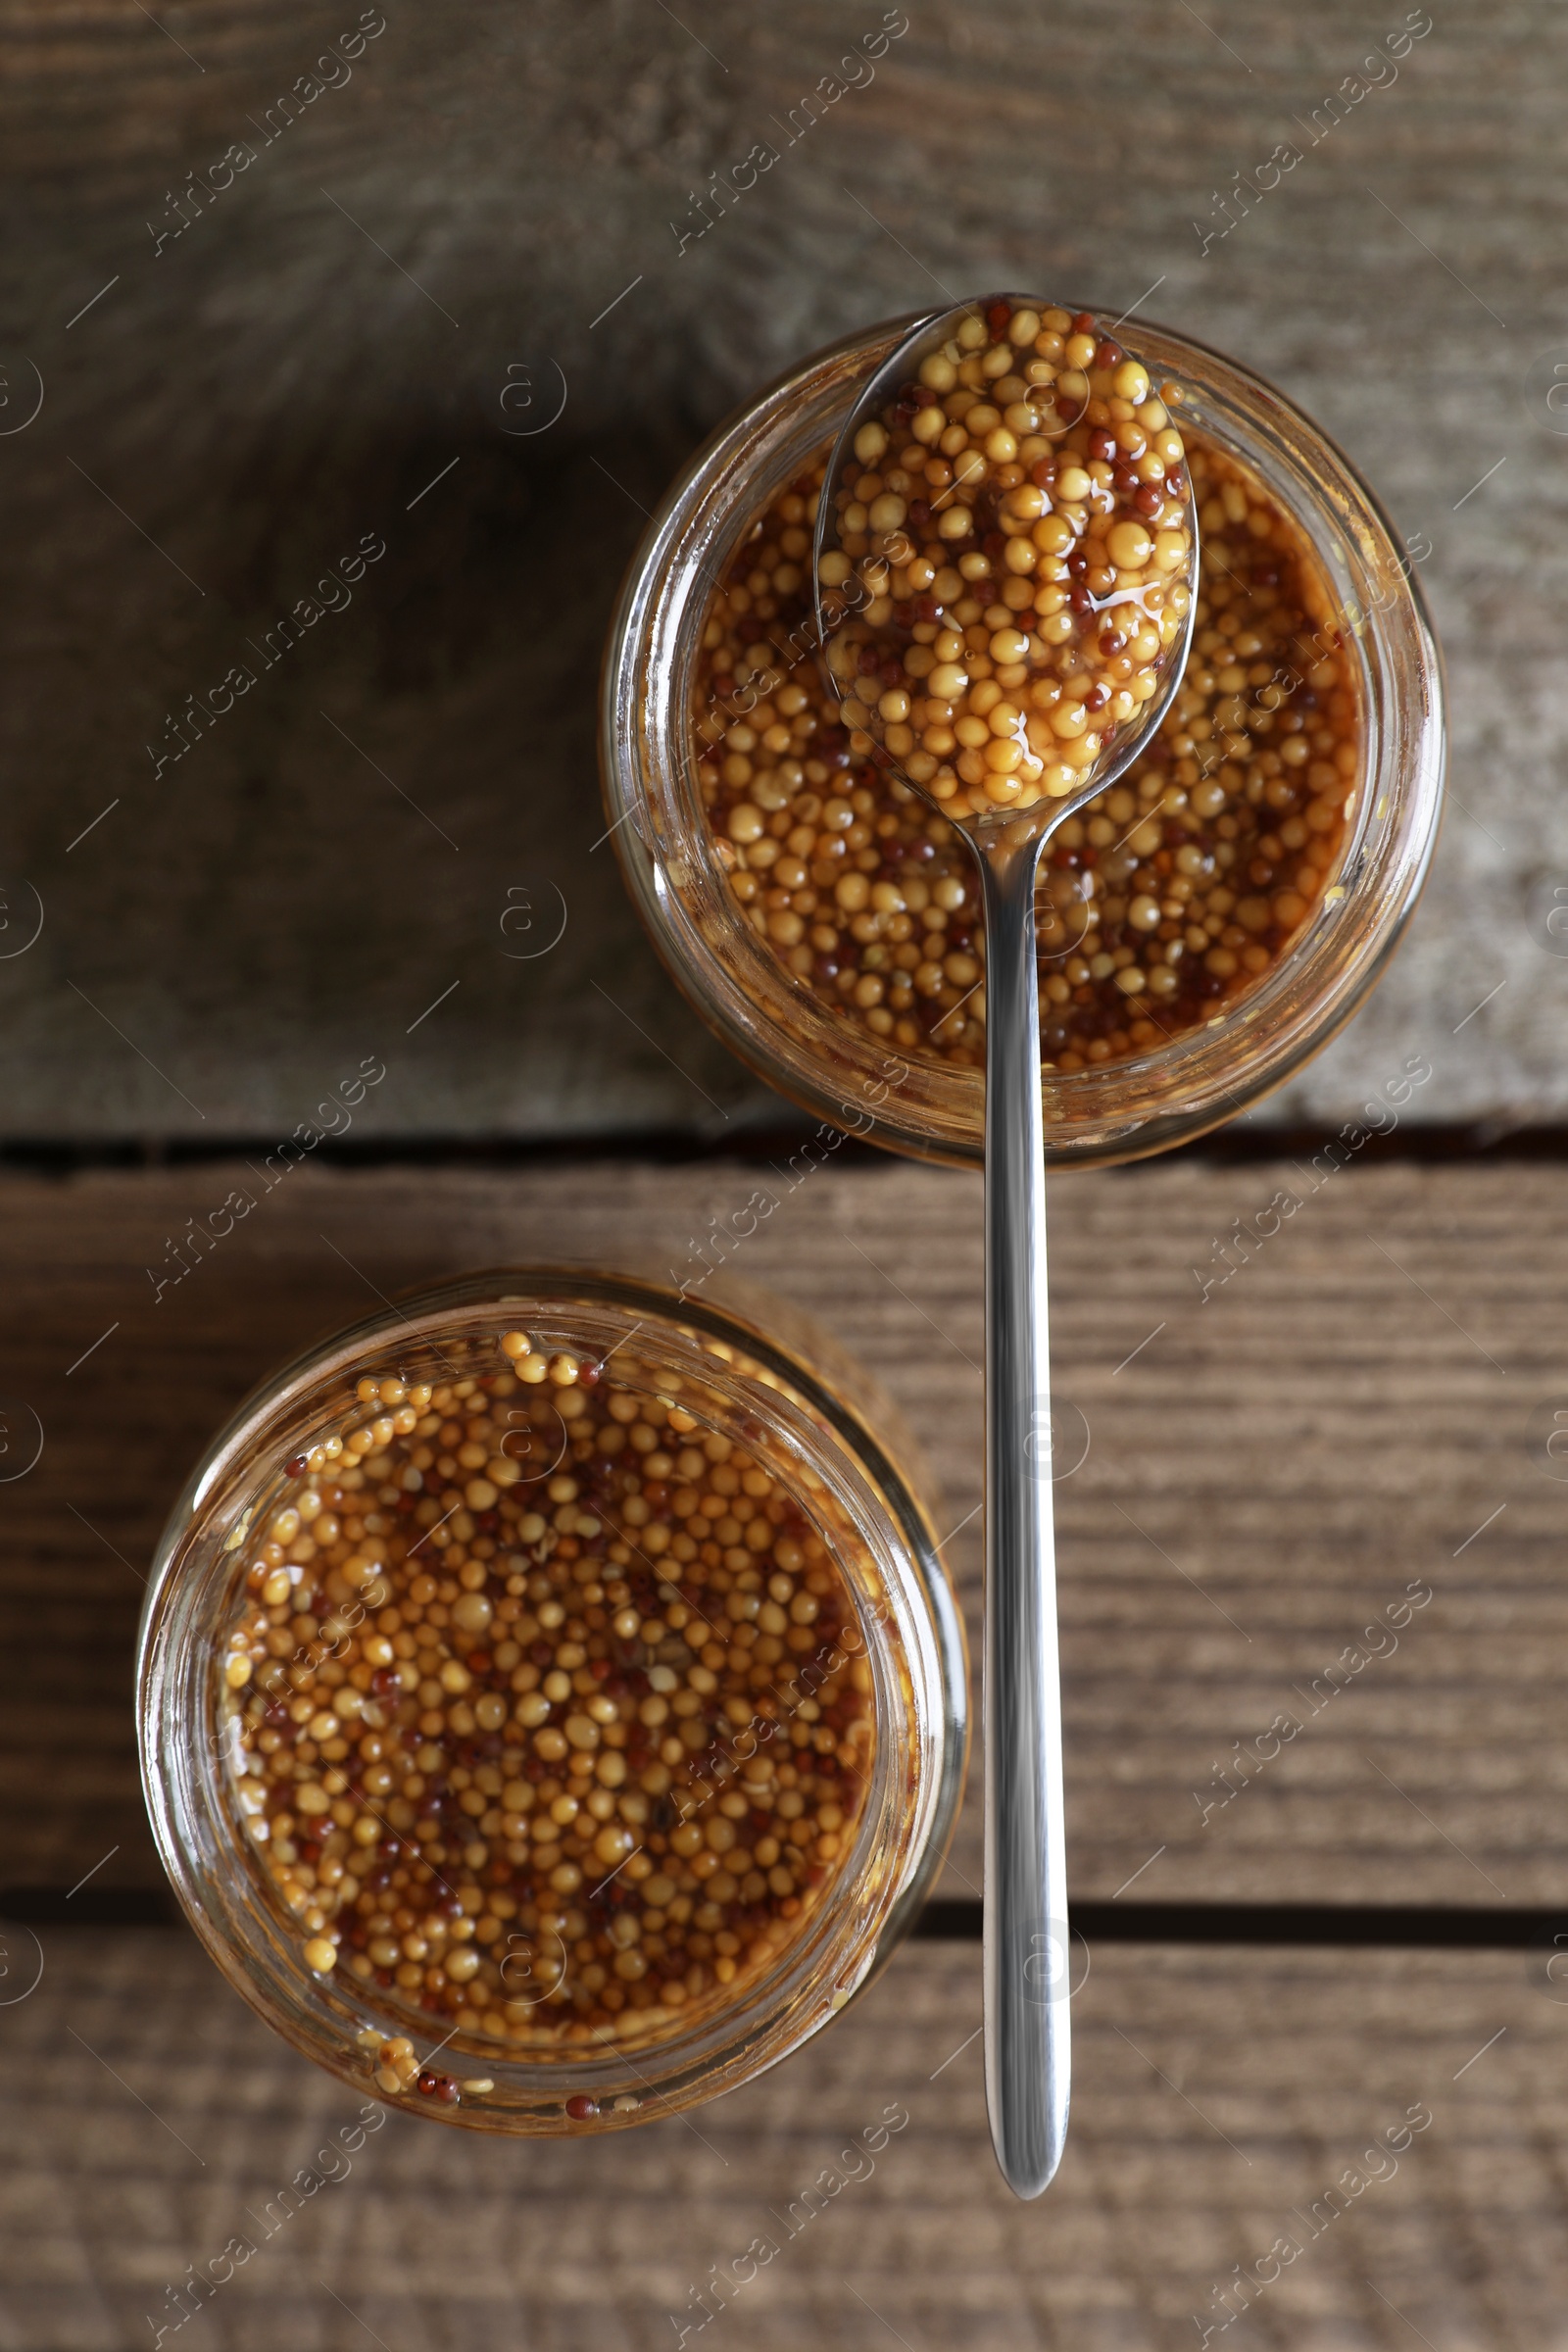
[601,316,1446,1167]
[137,1268,965,2133]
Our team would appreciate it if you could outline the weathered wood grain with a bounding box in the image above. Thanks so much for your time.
[5,1152,1566,1907]
[2,0,1566,1136]
[2,1927,1560,2349]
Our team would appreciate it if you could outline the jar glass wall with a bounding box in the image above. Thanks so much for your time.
[138,1269,966,2133]
[601,317,1445,1167]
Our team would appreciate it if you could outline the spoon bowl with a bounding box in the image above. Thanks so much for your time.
[812,293,1198,845]
[812,293,1200,2200]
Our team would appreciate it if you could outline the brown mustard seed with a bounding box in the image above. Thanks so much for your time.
[216,1335,875,2066]
[693,428,1354,1074]
[818,301,1194,816]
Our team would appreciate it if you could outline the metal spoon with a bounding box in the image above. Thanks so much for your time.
[812,295,1199,2198]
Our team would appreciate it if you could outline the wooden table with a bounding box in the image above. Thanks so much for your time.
[5,1147,1567,2345]
[8,0,1568,2333]
[4,0,1567,1139]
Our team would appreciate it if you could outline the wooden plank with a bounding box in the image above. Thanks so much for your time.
[0,0,1563,1136]
[3,1153,1565,1906]
[2,1925,1560,2348]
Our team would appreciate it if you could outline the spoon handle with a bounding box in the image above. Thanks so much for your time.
[978,833,1069,2199]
